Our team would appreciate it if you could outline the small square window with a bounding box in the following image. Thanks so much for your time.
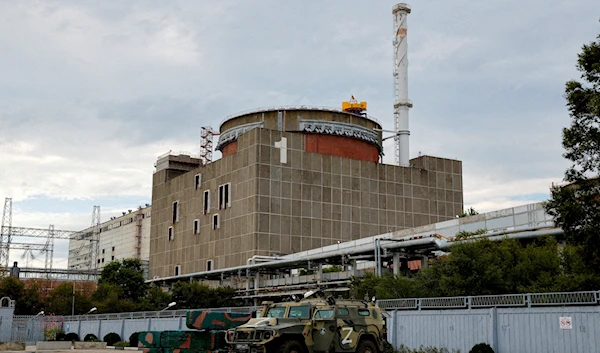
[97,259,100,264]
[101,258,105,263]
[168,226,174,241]
[172,200,179,223]
[102,249,105,254]
[112,246,115,251]
[175,265,181,276]
[212,214,220,230]
[203,190,211,214]
[193,219,200,234]
[207,260,213,272]
[111,256,114,260]
[195,174,202,190]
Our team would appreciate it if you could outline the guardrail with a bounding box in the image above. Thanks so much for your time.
[13,306,259,323]
[377,290,600,310]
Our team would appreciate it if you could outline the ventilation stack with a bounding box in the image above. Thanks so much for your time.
[392,3,412,167]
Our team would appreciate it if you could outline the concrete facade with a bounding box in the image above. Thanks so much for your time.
[68,206,152,275]
[150,126,463,279]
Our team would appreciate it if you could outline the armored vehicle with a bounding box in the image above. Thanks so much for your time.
[226,291,386,353]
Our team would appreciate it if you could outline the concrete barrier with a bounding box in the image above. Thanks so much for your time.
[36,341,72,350]
[74,342,108,349]
[0,342,26,351]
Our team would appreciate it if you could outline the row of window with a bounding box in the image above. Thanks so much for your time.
[172,183,232,224]
[96,255,115,264]
[168,214,220,241]
[173,260,212,276]
[99,212,151,233]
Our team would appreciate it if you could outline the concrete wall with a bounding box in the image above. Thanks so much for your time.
[150,127,463,278]
[65,318,187,342]
[388,306,600,353]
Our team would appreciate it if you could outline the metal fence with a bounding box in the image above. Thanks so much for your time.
[386,306,600,353]
[14,305,259,323]
[377,290,600,310]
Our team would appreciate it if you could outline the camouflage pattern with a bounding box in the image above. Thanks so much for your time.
[185,311,252,330]
[140,348,163,353]
[226,296,386,353]
[160,330,227,350]
[162,349,229,353]
[138,332,162,348]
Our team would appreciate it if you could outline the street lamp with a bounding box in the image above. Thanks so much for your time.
[85,307,97,315]
[35,311,44,317]
[161,302,176,311]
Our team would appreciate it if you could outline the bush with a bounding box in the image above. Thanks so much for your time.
[129,332,140,347]
[84,334,99,342]
[55,332,66,341]
[469,343,494,353]
[114,342,129,348]
[396,345,461,353]
[103,332,122,346]
[64,333,79,342]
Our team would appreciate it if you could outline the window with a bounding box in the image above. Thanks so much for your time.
[195,174,202,189]
[172,200,179,223]
[266,307,286,318]
[168,226,174,241]
[193,219,200,234]
[289,306,310,319]
[203,190,211,214]
[101,258,105,263]
[206,259,213,271]
[218,183,232,209]
[212,214,220,229]
[358,309,370,316]
[97,259,100,264]
[111,256,114,260]
[112,246,115,251]
[174,265,181,276]
[337,308,349,316]
[314,310,334,319]
[102,249,105,254]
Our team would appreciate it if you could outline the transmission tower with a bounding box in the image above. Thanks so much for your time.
[89,206,101,275]
[1,198,13,270]
[200,127,216,164]
[43,225,55,277]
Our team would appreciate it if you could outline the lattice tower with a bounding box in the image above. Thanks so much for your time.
[1,198,13,270]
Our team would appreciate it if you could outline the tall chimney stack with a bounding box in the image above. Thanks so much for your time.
[392,3,412,167]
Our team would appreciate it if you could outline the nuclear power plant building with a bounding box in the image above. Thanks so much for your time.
[149,107,463,279]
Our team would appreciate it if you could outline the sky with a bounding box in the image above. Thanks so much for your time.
[0,0,598,268]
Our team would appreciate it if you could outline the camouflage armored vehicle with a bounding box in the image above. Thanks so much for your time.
[226,291,386,353]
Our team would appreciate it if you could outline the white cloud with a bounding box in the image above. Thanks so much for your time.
[0,0,598,269]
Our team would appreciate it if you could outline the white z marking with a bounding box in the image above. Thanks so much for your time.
[341,327,353,345]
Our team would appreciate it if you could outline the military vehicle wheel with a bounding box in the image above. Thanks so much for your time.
[357,339,378,353]
[276,339,304,353]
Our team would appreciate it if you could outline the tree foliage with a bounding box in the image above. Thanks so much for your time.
[170,281,240,309]
[545,31,600,273]
[353,237,600,299]
[98,259,147,301]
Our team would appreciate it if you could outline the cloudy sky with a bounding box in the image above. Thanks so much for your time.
[0,0,598,268]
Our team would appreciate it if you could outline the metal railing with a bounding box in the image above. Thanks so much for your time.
[15,306,259,322]
[377,290,600,310]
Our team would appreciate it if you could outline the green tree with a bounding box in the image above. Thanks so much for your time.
[92,283,137,313]
[22,281,44,315]
[46,283,93,315]
[545,30,600,273]
[138,286,172,311]
[170,281,239,309]
[98,259,147,301]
